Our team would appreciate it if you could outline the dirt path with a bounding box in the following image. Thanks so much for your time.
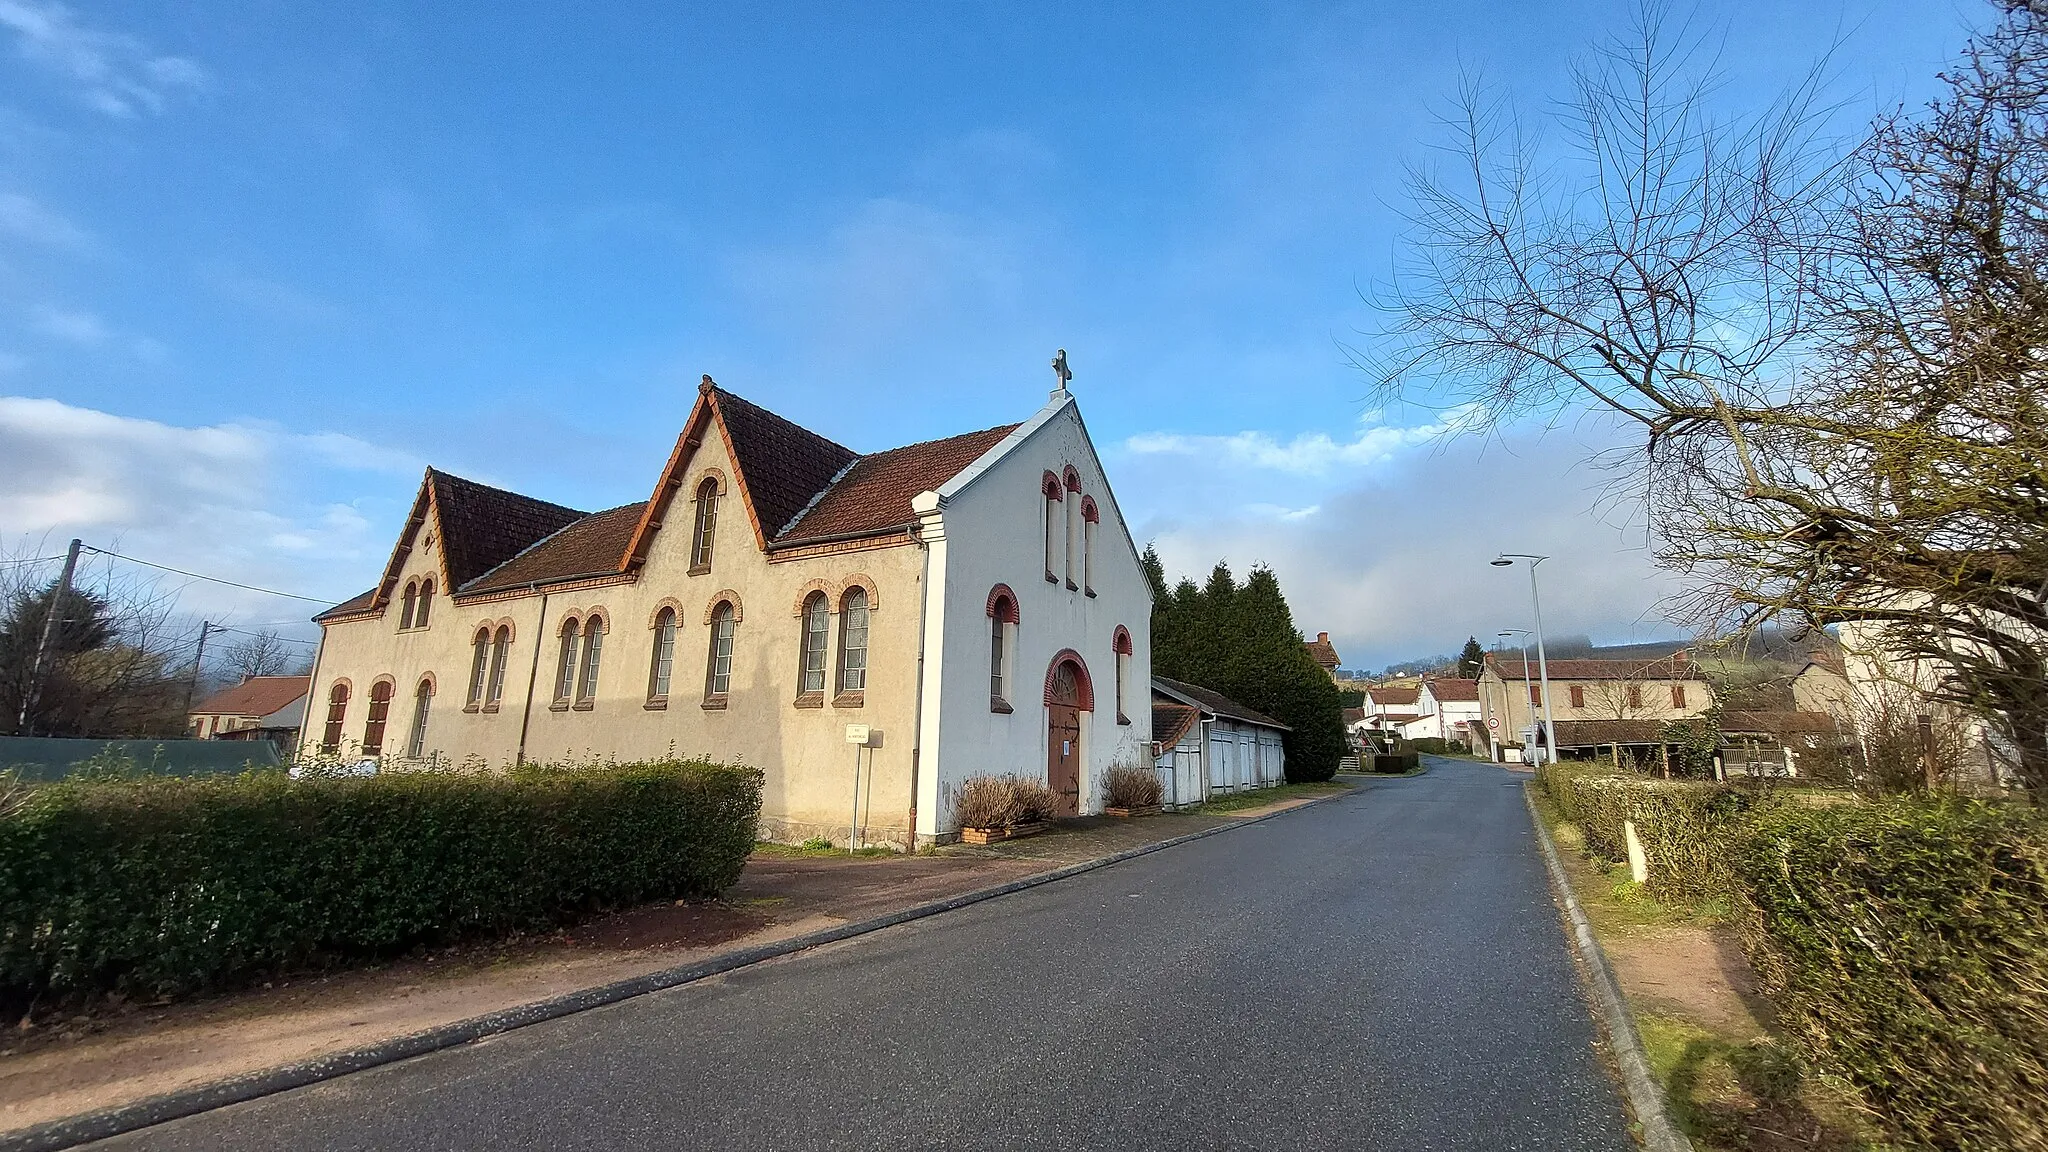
[0,795,1334,1136]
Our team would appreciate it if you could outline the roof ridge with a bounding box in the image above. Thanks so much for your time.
[774,457,861,540]
[430,468,586,519]
[866,421,1024,457]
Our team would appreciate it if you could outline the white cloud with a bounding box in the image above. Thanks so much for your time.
[0,397,413,623]
[0,0,205,118]
[1124,405,1482,477]
[0,192,90,249]
[29,302,105,343]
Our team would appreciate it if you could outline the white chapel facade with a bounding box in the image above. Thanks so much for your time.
[302,371,1152,847]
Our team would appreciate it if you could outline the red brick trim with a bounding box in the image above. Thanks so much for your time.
[704,590,744,624]
[1112,625,1132,655]
[1080,495,1099,524]
[646,598,685,629]
[792,579,834,617]
[1041,471,1064,501]
[1043,650,1095,711]
[840,572,880,612]
[986,583,1020,623]
[1062,465,1081,493]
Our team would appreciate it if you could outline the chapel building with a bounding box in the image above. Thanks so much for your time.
[302,374,1152,847]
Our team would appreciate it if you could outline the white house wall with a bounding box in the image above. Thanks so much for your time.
[918,397,1153,838]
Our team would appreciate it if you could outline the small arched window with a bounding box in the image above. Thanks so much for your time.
[1081,497,1100,597]
[399,582,418,629]
[1113,626,1134,725]
[798,592,829,697]
[706,602,736,699]
[988,590,1018,713]
[555,619,581,704]
[577,615,605,703]
[467,628,491,708]
[321,682,349,752]
[1065,481,1081,591]
[406,677,433,758]
[363,679,394,756]
[486,626,511,707]
[837,587,868,695]
[690,477,720,572]
[648,607,677,702]
[1042,472,1063,583]
[415,579,434,627]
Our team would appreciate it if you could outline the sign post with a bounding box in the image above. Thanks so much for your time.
[845,725,872,853]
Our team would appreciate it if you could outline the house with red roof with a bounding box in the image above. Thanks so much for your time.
[303,371,1152,847]
[188,674,310,750]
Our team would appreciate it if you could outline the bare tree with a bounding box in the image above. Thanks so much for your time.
[216,629,303,683]
[0,542,189,738]
[1379,2,2048,796]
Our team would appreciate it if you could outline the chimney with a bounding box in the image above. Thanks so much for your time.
[1317,632,1329,643]
[1673,649,1689,665]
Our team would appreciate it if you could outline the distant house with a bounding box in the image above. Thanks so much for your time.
[1151,676,1289,806]
[1475,650,1713,762]
[188,675,310,751]
[1304,632,1341,681]
[1543,710,1847,777]
[1363,685,1419,732]
[1403,677,1483,745]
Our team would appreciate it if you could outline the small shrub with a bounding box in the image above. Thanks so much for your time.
[954,775,1019,829]
[799,836,833,851]
[1411,737,1448,755]
[1010,779,1061,824]
[1102,764,1162,810]
[1371,751,1419,773]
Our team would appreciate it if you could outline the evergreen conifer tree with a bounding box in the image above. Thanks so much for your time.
[1457,637,1486,679]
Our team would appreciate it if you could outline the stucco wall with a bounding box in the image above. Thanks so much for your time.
[916,398,1153,838]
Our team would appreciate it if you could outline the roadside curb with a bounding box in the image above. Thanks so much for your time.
[2,786,1357,1152]
[1522,784,1693,1152]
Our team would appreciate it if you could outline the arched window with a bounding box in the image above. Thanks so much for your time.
[705,602,736,699]
[577,615,605,703]
[1113,626,1134,725]
[837,587,868,695]
[406,677,432,758]
[321,682,349,752]
[690,477,719,572]
[1042,472,1063,583]
[797,592,829,697]
[486,626,511,707]
[416,579,434,627]
[1081,498,1100,597]
[467,629,491,708]
[363,680,393,756]
[648,607,677,701]
[555,619,581,704]
[1065,482,1081,591]
[400,582,417,629]
[987,588,1018,713]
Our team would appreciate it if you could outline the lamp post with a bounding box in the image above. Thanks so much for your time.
[1492,555,1557,765]
[1498,628,1534,763]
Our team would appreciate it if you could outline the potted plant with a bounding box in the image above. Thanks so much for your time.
[1101,763,1163,818]
[955,775,1060,844]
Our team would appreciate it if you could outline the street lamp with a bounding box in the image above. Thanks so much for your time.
[1498,629,1534,764]
[1492,555,1558,765]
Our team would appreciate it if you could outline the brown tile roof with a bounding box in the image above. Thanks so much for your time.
[430,470,586,590]
[712,387,860,542]
[1368,686,1419,706]
[316,588,377,620]
[1152,700,1200,749]
[1304,632,1340,669]
[1489,655,1703,682]
[1801,649,1846,675]
[777,423,1018,544]
[1426,677,1480,702]
[1342,707,1367,725]
[191,675,310,718]
[464,502,649,595]
[1153,676,1289,730]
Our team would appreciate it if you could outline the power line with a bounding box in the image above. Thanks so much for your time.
[83,546,338,605]
[0,554,68,568]
[210,624,320,647]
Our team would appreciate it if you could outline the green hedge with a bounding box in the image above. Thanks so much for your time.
[0,758,762,1007]
[1371,752,1419,774]
[1734,800,2048,1151]
[1537,764,1778,905]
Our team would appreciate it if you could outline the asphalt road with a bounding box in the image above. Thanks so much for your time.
[99,758,1633,1151]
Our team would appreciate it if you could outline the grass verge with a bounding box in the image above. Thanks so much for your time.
[751,839,900,859]
[1529,788,1879,1152]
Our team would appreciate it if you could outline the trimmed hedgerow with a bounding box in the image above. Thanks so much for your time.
[1733,800,2048,1152]
[1537,764,1781,905]
[0,758,761,1008]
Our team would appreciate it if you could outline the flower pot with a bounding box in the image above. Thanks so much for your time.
[961,826,1011,845]
[1104,805,1161,819]
[1009,820,1049,838]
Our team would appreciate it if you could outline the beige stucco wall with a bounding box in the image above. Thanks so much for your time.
[303,419,926,847]
[1476,667,1715,739]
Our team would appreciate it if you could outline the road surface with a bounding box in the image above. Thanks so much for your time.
[100,757,1633,1151]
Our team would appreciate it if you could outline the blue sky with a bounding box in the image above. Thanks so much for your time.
[0,1,1979,669]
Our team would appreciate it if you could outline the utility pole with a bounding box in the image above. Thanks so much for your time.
[184,621,218,721]
[17,537,82,734]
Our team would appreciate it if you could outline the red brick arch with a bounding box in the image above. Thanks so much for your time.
[1043,650,1094,711]
[1041,470,1064,500]
[1112,625,1132,655]
[986,583,1020,623]
[1062,465,1082,493]
[1080,495,1100,524]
